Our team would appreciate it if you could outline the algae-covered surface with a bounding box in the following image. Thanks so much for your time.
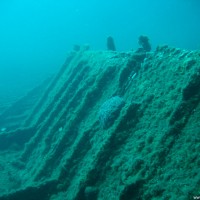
[0,46,200,200]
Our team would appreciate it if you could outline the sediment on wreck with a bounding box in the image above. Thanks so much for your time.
[0,47,200,200]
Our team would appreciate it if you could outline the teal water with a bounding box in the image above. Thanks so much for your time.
[0,0,200,107]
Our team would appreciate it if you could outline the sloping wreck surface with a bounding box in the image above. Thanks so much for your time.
[0,46,200,199]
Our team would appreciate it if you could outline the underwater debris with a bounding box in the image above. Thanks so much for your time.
[137,35,151,52]
[107,36,116,51]
[73,44,90,52]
